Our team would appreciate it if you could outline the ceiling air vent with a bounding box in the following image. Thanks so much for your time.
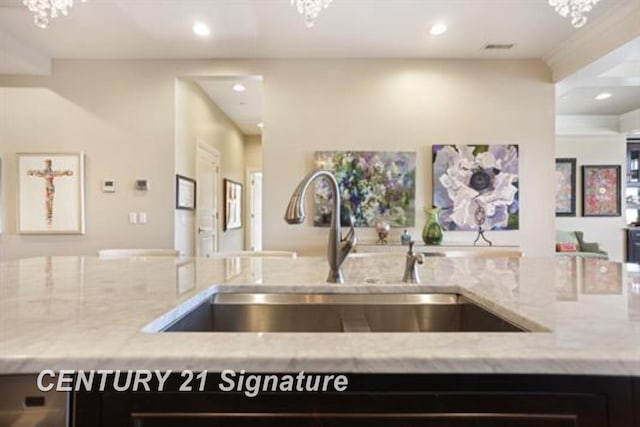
[484,43,515,50]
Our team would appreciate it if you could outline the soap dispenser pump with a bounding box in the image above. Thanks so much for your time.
[401,229,411,245]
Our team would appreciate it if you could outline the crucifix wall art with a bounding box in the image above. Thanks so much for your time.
[17,153,86,234]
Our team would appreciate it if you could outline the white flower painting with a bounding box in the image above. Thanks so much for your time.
[432,145,519,231]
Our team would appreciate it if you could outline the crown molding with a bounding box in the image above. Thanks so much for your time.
[0,31,51,76]
[620,109,640,135]
[556,115,622,135]
[543,0,640,82]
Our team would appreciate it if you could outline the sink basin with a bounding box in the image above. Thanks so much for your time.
[161,293,530,333]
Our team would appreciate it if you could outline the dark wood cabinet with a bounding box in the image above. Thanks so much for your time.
[627,229,640,263]
[72,374,638,427]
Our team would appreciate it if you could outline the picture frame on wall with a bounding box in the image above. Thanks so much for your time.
[582,165,621,217]
[433,144,520,231]
[224,179,243,231]
[555,158,576,217]
[17,152,86,235]
[176,174,196,211]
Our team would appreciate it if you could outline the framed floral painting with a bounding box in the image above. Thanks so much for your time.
[432,145,519,231]
[313,151,416,227]
[582,165,621,217]
[555,158,576,217]
[17,152,85,234]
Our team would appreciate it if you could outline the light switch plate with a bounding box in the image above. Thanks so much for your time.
[129,212,138,224]
[103,179,116,193]
[139,212,147,224]
[135,179,150,191]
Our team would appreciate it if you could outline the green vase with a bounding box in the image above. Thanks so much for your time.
[422,207,443,246]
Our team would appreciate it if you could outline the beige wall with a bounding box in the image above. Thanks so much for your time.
[244,135,262,170]
[556,135,627,262]
[2,58,555,260]
[174,79,246,255]
[0,62,176,260]
[263,60,555,256]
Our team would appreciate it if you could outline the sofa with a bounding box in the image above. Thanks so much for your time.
[555,230,608,259]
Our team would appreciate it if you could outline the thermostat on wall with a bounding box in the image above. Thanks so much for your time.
[135,179,150,191]
[103,180,116,193]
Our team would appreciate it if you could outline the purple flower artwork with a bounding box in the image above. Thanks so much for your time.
[313,151,416,227]
[433,145,519,231]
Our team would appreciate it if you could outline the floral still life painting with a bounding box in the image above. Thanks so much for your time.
[313,151,416,227]
[582,165,621,217]
[432,145,519,231]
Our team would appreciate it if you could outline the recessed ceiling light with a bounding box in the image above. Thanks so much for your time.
[594,92,612,101]
[192,22,210,37]
[233,84,247,92]
[429,23,447,36]
[257,123,264,129]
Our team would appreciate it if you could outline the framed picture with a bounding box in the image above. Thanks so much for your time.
[433,144,519,230]
[555,158,576,217]
[17,152,85,234]
[224,179,242,231]
[314,151,416,227]
[176,174,196,210]
[582,165,621,217]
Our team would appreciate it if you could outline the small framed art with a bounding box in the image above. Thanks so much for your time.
[176,174,196,210]
[582,165,621,217]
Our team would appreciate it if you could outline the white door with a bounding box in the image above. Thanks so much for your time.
[196,145,220,257]
[250,171,263,251]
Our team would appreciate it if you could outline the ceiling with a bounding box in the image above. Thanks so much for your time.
[0,0,638,132]
[194,77,263,135]
[556,36,640,116]
[0,0,617,59]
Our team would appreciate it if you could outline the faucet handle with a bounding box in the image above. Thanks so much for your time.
[343,215,356,241]
[407,241,423,263]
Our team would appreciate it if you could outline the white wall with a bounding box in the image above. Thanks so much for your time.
[174,79,246,255]
[556,135,627,262]
[1,59,555,259]
[262,60,556,256]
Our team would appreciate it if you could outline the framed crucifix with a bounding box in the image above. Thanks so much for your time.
[17,152,86,234]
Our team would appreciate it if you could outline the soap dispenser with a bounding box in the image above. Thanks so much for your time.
[401,229,411,245]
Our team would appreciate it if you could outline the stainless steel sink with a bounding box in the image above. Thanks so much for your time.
[161,293,530,333]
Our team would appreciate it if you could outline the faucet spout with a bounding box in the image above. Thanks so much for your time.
[284,169,356,284]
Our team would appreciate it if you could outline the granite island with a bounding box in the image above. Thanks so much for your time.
[1,254,639,426]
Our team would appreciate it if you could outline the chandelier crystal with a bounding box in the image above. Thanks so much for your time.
[291,0,333,28]
[23,0,87,29]
[548,0,601,28]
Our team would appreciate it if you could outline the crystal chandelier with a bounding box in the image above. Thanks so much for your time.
[23,0,87,29]
[549,0,601,28]
[291,0,333,28]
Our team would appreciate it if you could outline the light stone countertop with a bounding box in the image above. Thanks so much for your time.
[0,255,639,375]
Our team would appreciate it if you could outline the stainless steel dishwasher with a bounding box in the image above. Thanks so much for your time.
[0,375,68,427]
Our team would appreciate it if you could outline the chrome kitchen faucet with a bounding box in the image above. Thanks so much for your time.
[284,169,357,284]
[403,241,424,284]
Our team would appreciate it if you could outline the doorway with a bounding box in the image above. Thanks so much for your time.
[196,142,221,257]
[248,170,263,251]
